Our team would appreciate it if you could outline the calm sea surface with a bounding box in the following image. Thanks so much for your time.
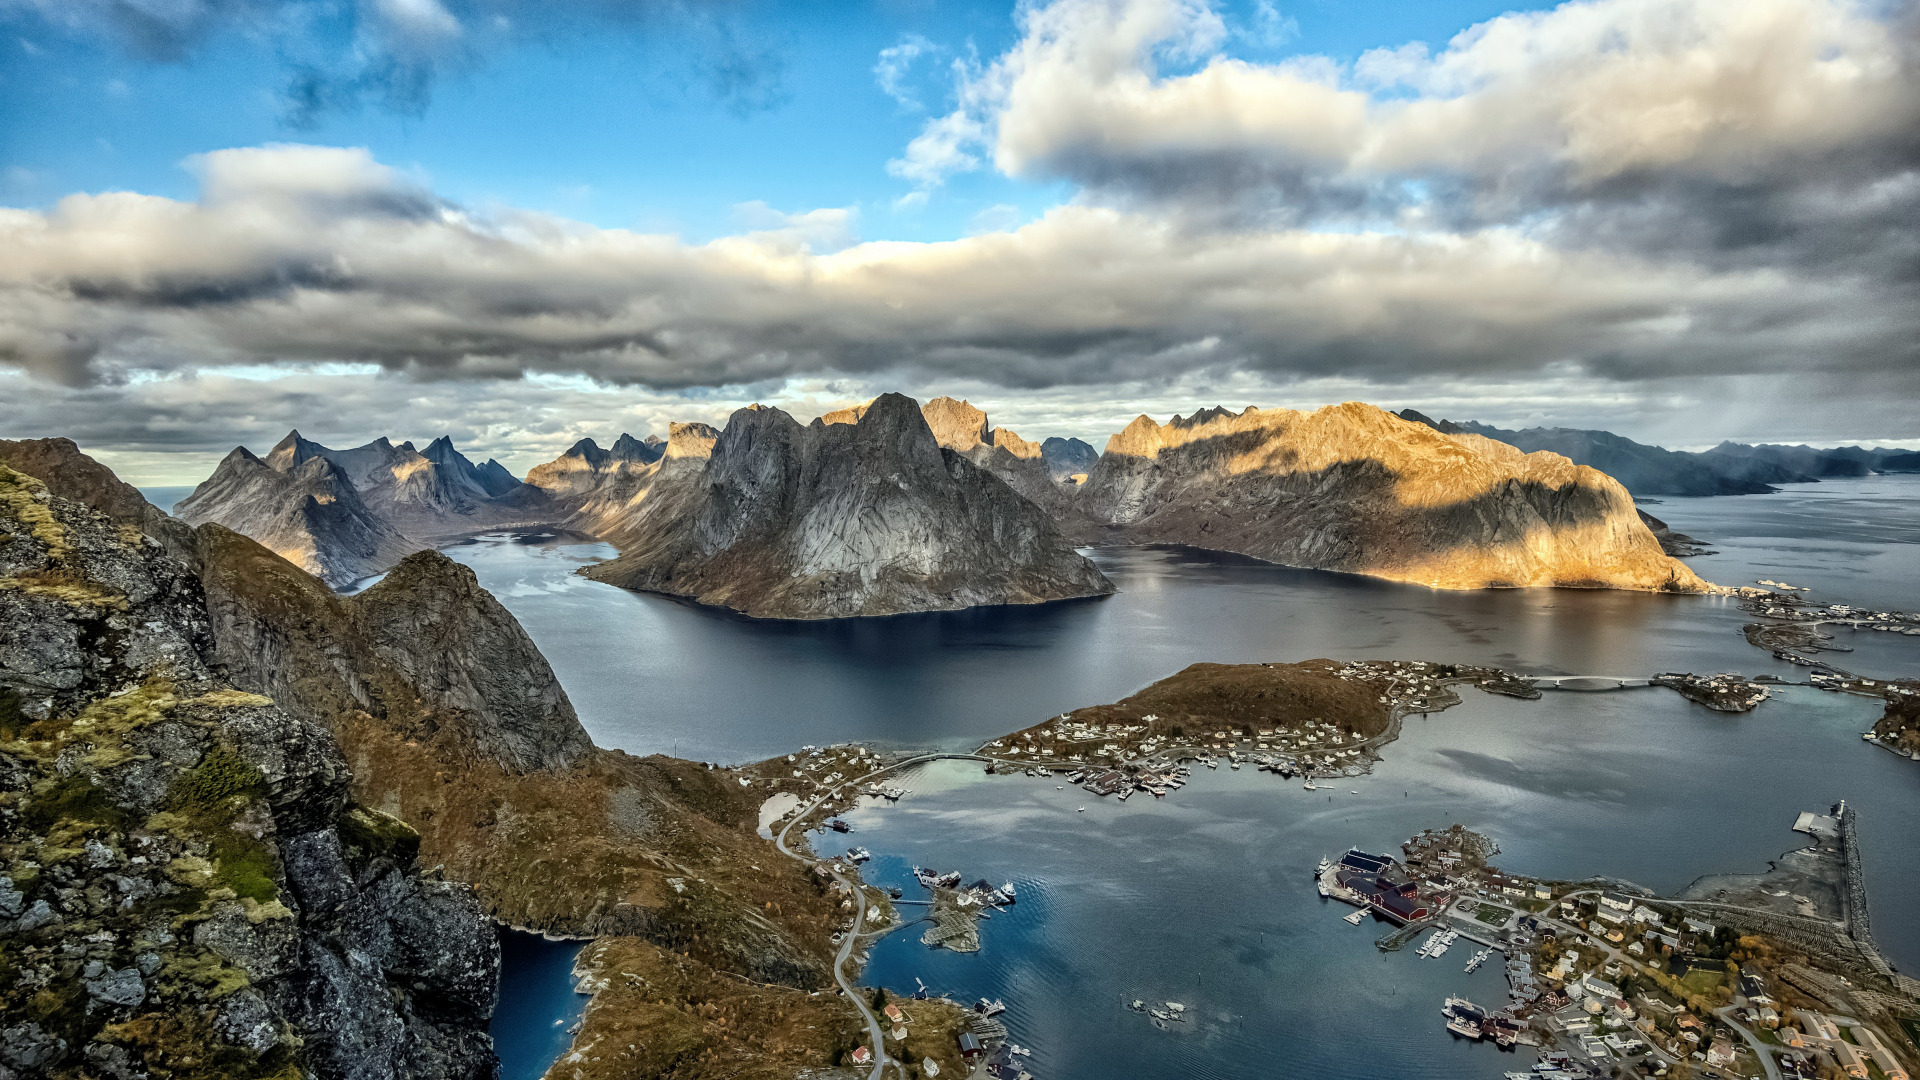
[144,476,1920,1078]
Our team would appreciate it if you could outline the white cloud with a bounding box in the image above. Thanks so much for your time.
[896,0,1917,206]
[373,0,462,50]
[886,106,990,188]
[875,33,936,109]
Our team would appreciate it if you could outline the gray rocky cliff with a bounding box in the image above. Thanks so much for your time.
[523,423,717,549]
[581,393,1114,618]
[0,460,499,1080]
[1041,436,1099,485]
[175,447,423,590]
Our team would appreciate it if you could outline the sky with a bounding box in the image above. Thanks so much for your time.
[1,0,1916,483]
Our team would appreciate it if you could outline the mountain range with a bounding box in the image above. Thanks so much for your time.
[1398,411,1920,497]
[167,395,1725,614]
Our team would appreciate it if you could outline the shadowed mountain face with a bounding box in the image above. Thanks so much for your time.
[175,447,422,589]
[1397,412,1920,496]
[1042,436,1099,484]
[0,458,502,1080]
[523,424,717,548]
[583,393,1115,618]
[1081,403,1706,592]
[177,431,539,588]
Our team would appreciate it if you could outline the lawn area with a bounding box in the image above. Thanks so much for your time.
[1678,968,1725,995]
[1474,903,1509,926]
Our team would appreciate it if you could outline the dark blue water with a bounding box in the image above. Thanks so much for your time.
[840,685,1918,1080]
[491,929,587,1080]
[440,531,1912,765]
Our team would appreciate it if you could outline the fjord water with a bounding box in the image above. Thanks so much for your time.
[141,476,1920,1077]
[440,475,1920,766]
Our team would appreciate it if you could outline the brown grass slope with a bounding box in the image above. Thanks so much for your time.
[191,528,842,987]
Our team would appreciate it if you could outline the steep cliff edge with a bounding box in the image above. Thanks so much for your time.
[182,431,545,588]
[175,447,423,589]
[1078,402,1707,592]
[193,531,837,984]
[0,463,498,1080]
[916,396,1081,518]
[583,393,1114,618]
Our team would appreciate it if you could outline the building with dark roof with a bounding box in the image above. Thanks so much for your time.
[1334,847,1433,924]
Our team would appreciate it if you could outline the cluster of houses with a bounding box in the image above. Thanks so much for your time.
[1775,1007,1912,1080]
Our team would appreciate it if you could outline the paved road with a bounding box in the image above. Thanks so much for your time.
[1715,1005,1784,1080]
[770,752,1003,1080]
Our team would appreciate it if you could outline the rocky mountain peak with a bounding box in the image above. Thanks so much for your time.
[563,437,609,466]
[1040,436,1099,484]
[176,448,421,589]
[922,396,992,449]
[347,551,593,773]
[581,393,1113,618]
[665,421,719,459]
[609,433,665,464]
[1080,401,1707,592]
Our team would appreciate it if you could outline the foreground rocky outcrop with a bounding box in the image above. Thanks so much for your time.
[0,462,498,1080]
[3,440,861,1079]
[584,393,1114,618]
[1078,402,1707,592]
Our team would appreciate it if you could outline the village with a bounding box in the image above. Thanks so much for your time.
[1315,822,1920,1080]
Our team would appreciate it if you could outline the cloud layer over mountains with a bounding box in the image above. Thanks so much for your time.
[1,0,1916,462]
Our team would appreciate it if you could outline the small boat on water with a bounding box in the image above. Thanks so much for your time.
[1316,856,1332,876]
[976,998,1006,1017]
[1445,1016,1482,1039]
[1464,947,1491,973]
[1302,779,1316,791]
[1343,910,1366,925]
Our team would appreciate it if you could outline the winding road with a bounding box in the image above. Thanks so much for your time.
[770,752,1000,1080]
